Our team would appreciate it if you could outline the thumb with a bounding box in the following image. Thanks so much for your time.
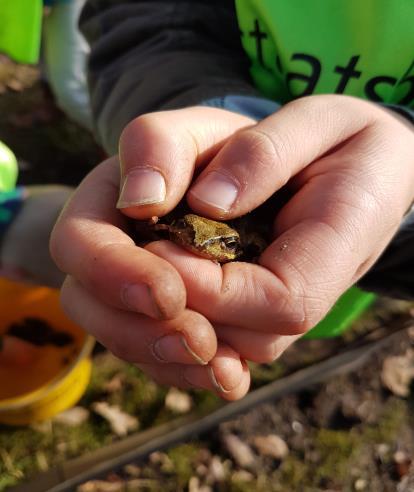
[117,106,255,220]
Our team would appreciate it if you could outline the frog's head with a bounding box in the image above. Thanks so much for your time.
[169,214,242,263]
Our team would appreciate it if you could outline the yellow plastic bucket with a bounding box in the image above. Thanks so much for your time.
[0,278,94,425]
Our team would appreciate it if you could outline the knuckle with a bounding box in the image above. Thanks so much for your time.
[121,113,158,139]
[234,127,288,175]
[120,113,168,155]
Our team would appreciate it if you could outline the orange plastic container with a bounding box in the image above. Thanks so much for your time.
[0,278,94,425]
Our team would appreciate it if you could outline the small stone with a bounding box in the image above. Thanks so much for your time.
[165,387,192,414]
[56,442,68,454]
[149,451,174,472]
[149,451,164,465]
[354,478,367,490]
[54,407,90,427]
[376,444,390,462]
[77,481,124,492]
[394,451,412,478]
[196,463,208,477]
[103,373,125,393]
[208,456,226,482]
[221,433,255,469]
[292,421,303,434]
[123,464,141,478]
[253,434,289,460]
[407,325,414,340]
[395,451,409,464]
[381,350,414,397]
[232,470,254,482]
[188,476,212,492]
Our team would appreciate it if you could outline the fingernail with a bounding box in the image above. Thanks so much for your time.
[189,171,239,212]
[153,334,208,365]
[117,167,166,208]
[208,366,231,393]
[121,283,162,318]
[180,337,208,365]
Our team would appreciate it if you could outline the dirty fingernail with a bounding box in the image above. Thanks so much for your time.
[121,283,162,318]
[189,171,239,212]
[208,366,231,393]
[117,167,166,208]
[153,334,208,365]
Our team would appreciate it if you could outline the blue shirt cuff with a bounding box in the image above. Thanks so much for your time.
[201,95,281,121]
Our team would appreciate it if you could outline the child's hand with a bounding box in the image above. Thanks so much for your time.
[51,98,414,397]
[119,99,414,363]
[50,152,251,400]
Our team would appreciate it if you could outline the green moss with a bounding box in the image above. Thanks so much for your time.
[363,398,406,444]
[191,389,221,415]
[279,455,309,489]
[314,428,361,483]
[0,427,54,490]
[167,443,200,487]
[229,479,259,492]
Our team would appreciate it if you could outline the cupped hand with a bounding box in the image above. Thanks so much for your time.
[50,155,250,400]
[118,97,414,363]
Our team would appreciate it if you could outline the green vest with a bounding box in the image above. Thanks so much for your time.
[0,0,43,64]
[235,0,414,108]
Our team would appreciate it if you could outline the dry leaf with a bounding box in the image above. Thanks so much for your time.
[92,402,138,436]
[221,433,255,469]
[103,373,126,393]
[54,407,90,427]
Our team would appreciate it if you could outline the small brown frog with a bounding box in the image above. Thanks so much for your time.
[140,213,269,263]
[134,190,293,263]
[152,214,243,262]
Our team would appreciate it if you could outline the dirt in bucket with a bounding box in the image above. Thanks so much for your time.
[6,317,74,347]
[0,317,78,400]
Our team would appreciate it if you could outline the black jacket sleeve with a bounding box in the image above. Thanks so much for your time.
[80,0,258,153]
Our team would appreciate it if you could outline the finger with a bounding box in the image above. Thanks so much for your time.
[61,276,217,365]
[187,95,378,218]
[50,157,186,320]
[138,351,251,401]
[214,325,301,363]
[117,107,254,218]
[146,240,307,334]
[258,122,414,326]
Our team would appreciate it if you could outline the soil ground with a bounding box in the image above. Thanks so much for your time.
[1,80,414,492]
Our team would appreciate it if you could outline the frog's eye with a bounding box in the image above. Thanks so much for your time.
[220,237,239,251]
[174,218,187,229]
